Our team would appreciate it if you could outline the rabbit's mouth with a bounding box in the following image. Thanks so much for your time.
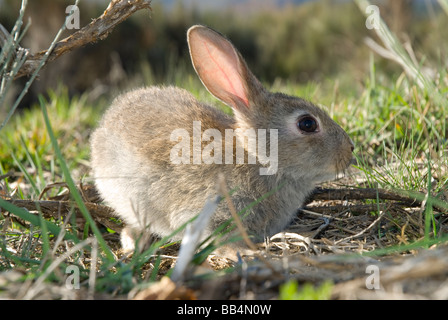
[308,155,353,183]
[332,155,354,178]
[313,171,345,184]
[275,163,345,185]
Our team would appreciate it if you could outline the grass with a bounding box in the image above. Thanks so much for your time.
[279,280,333,300]
[1,1,448,300]
[0,87,102,199]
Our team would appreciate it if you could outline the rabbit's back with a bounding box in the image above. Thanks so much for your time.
[99,87,233,161]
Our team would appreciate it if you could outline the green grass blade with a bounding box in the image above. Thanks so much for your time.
[0,198,79,243]
[438,0,448,16]
[355,0,440,101]
[38,208,50,256]
[38,96,115,263]
[10,152,40,197]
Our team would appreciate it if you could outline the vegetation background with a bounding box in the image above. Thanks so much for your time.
[0,0,445,107]
[0,0,447,300]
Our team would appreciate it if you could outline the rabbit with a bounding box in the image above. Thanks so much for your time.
[90,25,354,254]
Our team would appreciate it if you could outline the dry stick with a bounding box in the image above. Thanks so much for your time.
[310,187,447,213]
[299,208,348,221]
[309,187,421,204]
[4,199,121,232]
[38,182,70,200]
[0,171,15,181]
[334,209,388,245]
[13,0,152,79]
[302,203,390,215]
[217,174,281,277]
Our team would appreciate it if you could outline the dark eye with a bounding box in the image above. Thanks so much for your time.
[298,116,318,133]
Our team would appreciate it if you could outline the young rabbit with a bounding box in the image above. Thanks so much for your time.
[90,25,354,253]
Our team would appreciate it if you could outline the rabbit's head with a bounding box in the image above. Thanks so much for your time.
[188,25,353,181]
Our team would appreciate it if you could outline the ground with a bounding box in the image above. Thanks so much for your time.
[2,165,447,300]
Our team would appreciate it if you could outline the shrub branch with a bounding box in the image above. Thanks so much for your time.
[5,0,152,79]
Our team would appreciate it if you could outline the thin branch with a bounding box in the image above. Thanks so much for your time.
[4,199,122,232]
[301,203,389,215]
[308,187,421,205]
[12,0,152,79]
[334,209,388,245]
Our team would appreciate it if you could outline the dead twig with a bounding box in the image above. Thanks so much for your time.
[308,187,420,205]
[9,0,152,79]
[309,187,447,212]
[3,199,121,232]
[302,203,390,215]
[333,208,389,245]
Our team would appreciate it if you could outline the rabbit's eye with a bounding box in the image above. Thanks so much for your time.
[297,116,318,133]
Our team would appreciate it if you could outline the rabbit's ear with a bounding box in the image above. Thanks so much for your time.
[188,25,261,110]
